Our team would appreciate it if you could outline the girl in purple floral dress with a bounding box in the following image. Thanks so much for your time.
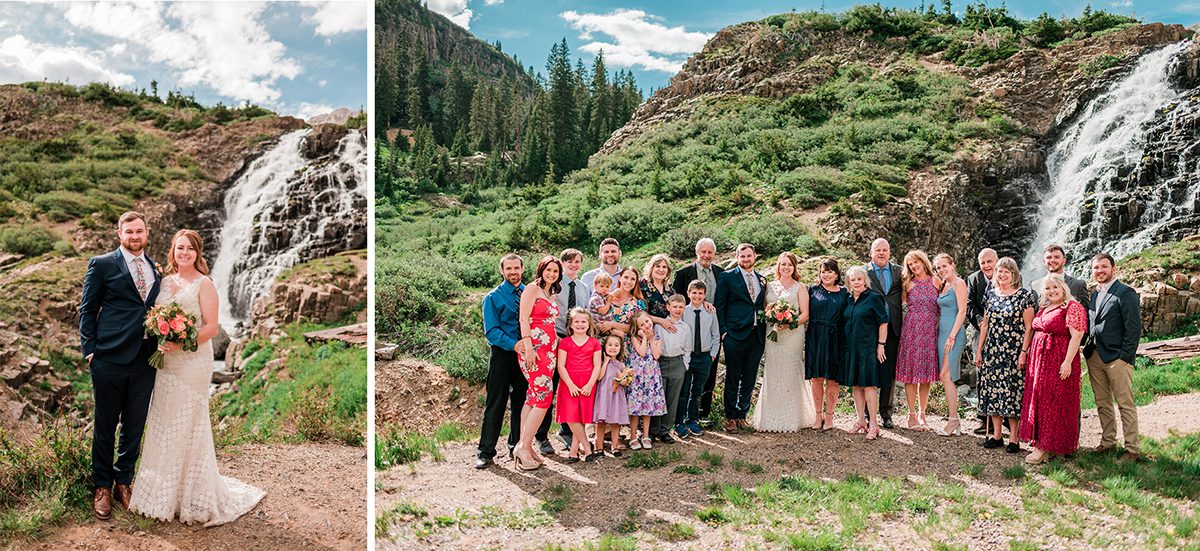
[626,310,665,450]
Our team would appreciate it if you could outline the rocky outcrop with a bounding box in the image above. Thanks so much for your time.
[1139,280,1200,336]
[305,124,349,159]
[245,250,367,341]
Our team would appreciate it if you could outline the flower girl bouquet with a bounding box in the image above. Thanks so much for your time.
[144,303,199,369]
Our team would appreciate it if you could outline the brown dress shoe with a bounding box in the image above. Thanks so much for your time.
[736,419,756,433]
[724,419,738,432]
[1118,451,1142,463]
[93,487,112,520]
[114,483,133,510]
[1091,444,1116,454]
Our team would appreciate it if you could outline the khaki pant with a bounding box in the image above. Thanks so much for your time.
[1086,353,1139,453]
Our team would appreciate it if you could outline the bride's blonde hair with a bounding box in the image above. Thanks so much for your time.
[165,229,210,275]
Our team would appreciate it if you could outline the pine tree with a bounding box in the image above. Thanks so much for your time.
[407,48,431,126]
[587,51,611,152]
[545,39,578,180]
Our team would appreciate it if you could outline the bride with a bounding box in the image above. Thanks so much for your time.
[129,229,265,525]
[751,252,817,432]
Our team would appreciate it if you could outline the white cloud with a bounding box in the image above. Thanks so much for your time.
[289,101,336,120]
[484,0,504,5]
[301,1,368,36]
[106,43,127,56]
[426,0,473,29]
[0,34,135,86]
[1109,0,1133,7]
[318,79,327,87]
[62,2,301,104]
[560,9,710,74]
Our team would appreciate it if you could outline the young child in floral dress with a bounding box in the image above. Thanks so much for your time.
[626,310,665,450]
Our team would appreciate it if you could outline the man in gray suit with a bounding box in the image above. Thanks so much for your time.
[1028,244,1089,309]
[1085,253,1142,462]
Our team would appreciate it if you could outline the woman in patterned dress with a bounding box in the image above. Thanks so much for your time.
[1020,274,1087,464]
[514,256,562,470]
[599,267,645,339]
[639,254,678,334]
[895,250,942,431]
[974,257,1035,454]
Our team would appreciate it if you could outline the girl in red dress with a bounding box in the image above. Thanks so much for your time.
[556,308,603,462]
[1019,274,1088,464]
[515,256,561,470]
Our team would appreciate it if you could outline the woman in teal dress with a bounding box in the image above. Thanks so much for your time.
[974,257,1035,454]
[933,253,969,437]
[842,266,889,441]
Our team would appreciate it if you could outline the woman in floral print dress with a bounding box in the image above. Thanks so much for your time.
[974,257,1035,454]
[513,256,562,470]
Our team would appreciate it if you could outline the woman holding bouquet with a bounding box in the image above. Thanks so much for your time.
[129,230,265,525]
[751,252,816,432]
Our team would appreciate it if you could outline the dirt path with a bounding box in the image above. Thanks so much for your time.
[376,392,1200,550]
[30,443,367,551]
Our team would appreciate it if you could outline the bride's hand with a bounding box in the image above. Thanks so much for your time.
[158,341,181,354]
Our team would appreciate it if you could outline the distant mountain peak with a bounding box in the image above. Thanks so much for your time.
[308,107,358,126]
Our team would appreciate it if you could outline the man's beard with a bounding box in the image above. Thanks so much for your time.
[603,258,619,267]
[123,239,145,253]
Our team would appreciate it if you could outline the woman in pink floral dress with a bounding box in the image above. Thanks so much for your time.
[895,250,942,431]
[1019,274,1087,464]
[514,256,561,470]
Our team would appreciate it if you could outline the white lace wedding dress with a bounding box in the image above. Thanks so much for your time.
[129,274,265,526]
[751,280,817,432]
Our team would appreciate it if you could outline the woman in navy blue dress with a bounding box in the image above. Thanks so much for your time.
[842,266,890,441]
[806,258,848,431]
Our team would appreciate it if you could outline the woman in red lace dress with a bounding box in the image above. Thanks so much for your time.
[1019,274,1087,464]
[514,256,562,470]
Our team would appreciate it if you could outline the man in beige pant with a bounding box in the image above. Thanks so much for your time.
[1084,253,1142,462]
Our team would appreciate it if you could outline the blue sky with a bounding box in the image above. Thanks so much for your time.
[0,1,367,120]
[428,0,1200,93]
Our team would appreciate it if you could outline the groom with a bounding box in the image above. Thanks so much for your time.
[79,211,162,520]
[714,243,766,432]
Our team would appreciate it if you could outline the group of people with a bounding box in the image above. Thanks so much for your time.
[475,236,1144,470]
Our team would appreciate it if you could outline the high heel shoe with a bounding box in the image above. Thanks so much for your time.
[811,416,824,430]
[514,450,541,471]
[935,418,962,437]
[865,426,880,441]
[849,420,867,434]
[907,413,927,431]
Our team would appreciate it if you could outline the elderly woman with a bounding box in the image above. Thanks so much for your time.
[640,253,678,333]
[974,257,1035,454]
[1019,274,1087,464]
[842,266,890,441]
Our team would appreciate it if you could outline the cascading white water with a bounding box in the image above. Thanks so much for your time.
[1022,42,1192,277]
[210,128,367,330]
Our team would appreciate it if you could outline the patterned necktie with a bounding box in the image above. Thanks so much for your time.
[744,271,755,298]
[693,308,702,352]
[133,257,148,301]
[568,281,577,310]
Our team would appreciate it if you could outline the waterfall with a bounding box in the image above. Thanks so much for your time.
[210,128,367,330]
[1022,42,1195,277]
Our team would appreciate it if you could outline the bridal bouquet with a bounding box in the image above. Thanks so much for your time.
[144,302,199,369]
[763,299,800,342]
[613,367,634,392]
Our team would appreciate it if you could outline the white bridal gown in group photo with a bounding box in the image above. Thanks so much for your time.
[752,280,817,432]
[129,274,266,526]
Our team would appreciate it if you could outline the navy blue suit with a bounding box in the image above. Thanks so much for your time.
[714,267,766,420]
[79,248,161,490]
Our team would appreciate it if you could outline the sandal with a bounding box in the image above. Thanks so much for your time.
[515,451,541,471]
[629,438,642,451]
[641,437,653,449]
[866,426,880,441]
[849,420,867,434]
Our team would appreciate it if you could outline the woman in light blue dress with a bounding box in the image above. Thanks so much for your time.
[933,254,969,437]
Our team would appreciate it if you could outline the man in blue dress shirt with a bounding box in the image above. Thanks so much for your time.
[475,254,526,469]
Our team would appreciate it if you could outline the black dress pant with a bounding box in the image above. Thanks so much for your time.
[477,346,526,461]
[877,332,900,422]
[722,336,764,420]
[90,349,156,489]
[698,345,720,419]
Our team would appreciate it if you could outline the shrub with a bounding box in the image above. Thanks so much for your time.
[376,255,464,333]
[734,214,808,257]
[0,225,59,256]
[0,420,92,541]
[662,224,734,260]
[587,198,687,247]
[436,333,490,385]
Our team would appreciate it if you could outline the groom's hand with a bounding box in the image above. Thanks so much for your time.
[86,353,93,365]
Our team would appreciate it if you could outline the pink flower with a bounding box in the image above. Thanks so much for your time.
[157,321,170,335]
[776,312,785,321]
[170,319,186,333]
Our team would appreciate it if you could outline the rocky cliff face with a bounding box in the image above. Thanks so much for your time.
[599,22,1195,269]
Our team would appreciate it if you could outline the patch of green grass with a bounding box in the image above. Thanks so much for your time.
[696,505,730,525]
[672,464,704,475]
[961,463,984,477]
[1008,541,1041,551]
[541,483,573,515]
[731,458,764,474]
[0,420,92,543]
[375,422,473,469]
[652,521,697,542]
[375,501,428,539]
[615,508,640,533]
[698,450,724,469]
[1002,465,1027,480]
[624,449,683,469]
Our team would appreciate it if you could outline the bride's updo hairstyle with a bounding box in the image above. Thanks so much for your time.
[165,229,210,275]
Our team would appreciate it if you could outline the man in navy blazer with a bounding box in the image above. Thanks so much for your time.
[864,238,903,429]
[78,212,162,520]
[714,243,766,432]
[1084,253,1142,462]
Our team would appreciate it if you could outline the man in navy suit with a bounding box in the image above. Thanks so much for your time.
[79,211,162,520]
[864,238,903,429]
[714,243,766,432]
[1084,253,1142,462]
